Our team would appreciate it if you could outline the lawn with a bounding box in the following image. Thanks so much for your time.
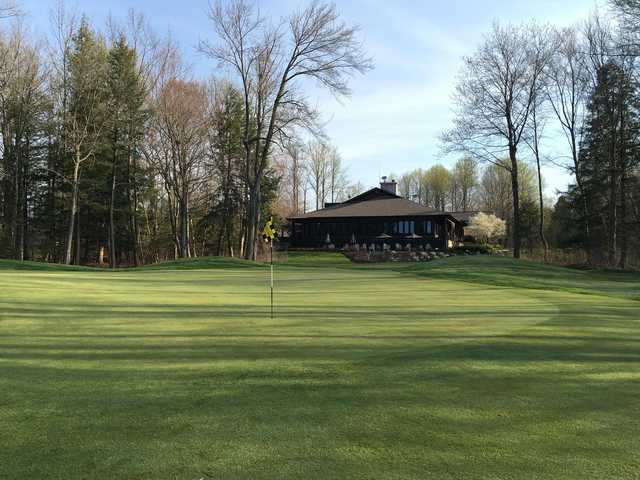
[1,253,639,479]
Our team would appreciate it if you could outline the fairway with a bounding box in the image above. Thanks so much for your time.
[1,254,639,479]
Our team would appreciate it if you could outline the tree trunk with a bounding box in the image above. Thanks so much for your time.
[45,138,59,261]
[128,150,141,267]
[608,148,618,267]
[618,172,628,270]
[17,144,27,261]
[178,192,190,259]
[75,204,81,265]
[109,147,117,268]
[570,129,593,264]
[531,110,549,263]
[11,143,20,259]
[227,224,233,258]
[189,217,196,258]
[65,157,80,265]
[536,158,549,263]
[165,189,180,258]
[217,223,225,257]
[509,145,521,259]
[244,180,261,261]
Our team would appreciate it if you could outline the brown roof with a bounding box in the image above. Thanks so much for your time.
[290,193,456,220]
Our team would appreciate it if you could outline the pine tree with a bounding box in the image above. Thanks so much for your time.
[64,19,109,265]
[577,60,640,266]
[205,83,244,256]
[105,35,147,267]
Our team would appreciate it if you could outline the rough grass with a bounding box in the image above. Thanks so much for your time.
[0,253,639,479]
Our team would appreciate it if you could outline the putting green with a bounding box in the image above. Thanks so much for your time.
[1,254,639,479]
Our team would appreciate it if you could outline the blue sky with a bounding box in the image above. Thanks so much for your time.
[21,0,603,195]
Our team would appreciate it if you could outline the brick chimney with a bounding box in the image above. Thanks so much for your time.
[380,176,397,195]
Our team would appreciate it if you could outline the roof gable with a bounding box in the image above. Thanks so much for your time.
[343,187,399,204]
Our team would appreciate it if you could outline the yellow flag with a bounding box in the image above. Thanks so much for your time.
[262,216,277,243]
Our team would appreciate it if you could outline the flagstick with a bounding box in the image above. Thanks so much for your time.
[270,240,274,319]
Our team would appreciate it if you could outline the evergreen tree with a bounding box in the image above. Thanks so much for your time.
[105,35,147,267]
[204,83,244,257]
[577,60,640,266]
[64,19,109,265]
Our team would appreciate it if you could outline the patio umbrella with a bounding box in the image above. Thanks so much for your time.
[376,233,393,239]
[405,233,423,239]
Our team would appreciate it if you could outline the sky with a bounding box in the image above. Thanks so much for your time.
[20,0,605,196]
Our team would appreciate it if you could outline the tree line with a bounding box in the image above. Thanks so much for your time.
[391,158,547,252]
[0,0,371,265]
[443,0,640,268]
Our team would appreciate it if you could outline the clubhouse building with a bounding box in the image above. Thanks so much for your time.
[288,178,467,250]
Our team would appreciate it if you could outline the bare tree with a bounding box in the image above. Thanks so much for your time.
[478,162,513,221]
[342,180,365,201]
[525,96,551,261]
[200,0,372,259]
[0,0,19,19]
[144,77,209,259]
[398,169,427,204]
[326,144,347,202]
[283,139,304,215]
[546,27,588,173]
[443,22,552,258]
[612,0,640,19]
[307,139,330,210]
[545,26,592,259]
[583,12,616,81]
[424,165,451,211]
[451,157,477,211]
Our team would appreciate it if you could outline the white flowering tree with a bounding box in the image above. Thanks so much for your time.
[469,213,506,244]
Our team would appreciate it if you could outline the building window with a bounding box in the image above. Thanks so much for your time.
[426,220,432,235]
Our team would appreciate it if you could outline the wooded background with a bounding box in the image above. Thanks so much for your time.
[0,0,639,268]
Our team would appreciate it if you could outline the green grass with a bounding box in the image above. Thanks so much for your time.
[1,253,639,479]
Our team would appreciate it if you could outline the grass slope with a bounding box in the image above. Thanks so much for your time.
[407,255,640,301]
[1,254,639,479]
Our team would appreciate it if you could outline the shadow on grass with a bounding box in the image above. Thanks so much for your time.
[2,320,640,479]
